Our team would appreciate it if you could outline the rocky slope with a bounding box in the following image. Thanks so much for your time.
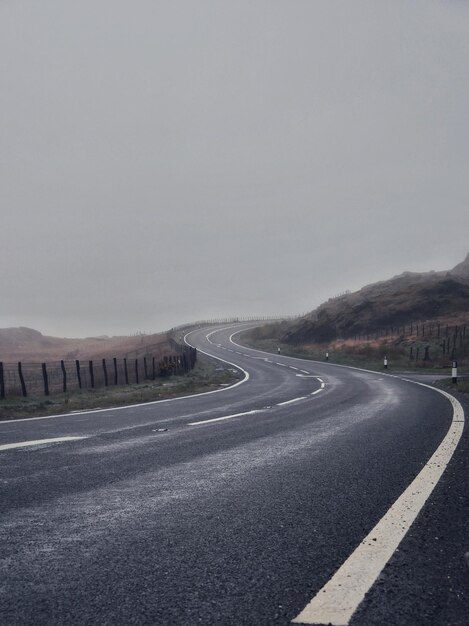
[283,253,469,344]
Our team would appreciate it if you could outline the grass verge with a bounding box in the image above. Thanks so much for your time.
[435,378,469,394]
[0,355,242,421]
[238,332,465,376]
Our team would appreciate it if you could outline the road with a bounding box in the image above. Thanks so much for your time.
[0,323,468,625]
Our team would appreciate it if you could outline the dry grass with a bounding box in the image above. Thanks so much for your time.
[0,328,170,362]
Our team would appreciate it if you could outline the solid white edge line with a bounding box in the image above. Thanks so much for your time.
[227,331,466,626]
[310,389,323,395]
[0,436,87,451]
[292,384,464,625]
[187,409,263,426]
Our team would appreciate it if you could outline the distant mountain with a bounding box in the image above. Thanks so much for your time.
[449,252,469,279]
[282,254,469,344]
[0,327,168,362]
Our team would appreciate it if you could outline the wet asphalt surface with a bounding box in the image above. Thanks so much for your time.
[0,324,467,625]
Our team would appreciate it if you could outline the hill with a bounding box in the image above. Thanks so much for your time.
[282,253,469,345]
[0,327,169,363]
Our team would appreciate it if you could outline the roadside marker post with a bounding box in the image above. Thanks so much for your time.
[452,359,458,384]
[326,352,329,361]
[384,356,388,369]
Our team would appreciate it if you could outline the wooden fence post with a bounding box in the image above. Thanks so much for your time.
[0,362,5,399]
[102,359,108,386]
[61,360,67,393]
[144,357,148,379]
[135,358,139,384]
[124,358,129,385]
[152,357,156,380]
[113,358,118,385]
[76,360,82,389]
[42,363,49,396]
[89,361,95,388]
[18,362,27,397]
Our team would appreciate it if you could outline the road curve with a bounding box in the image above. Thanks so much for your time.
[0,323,466,625]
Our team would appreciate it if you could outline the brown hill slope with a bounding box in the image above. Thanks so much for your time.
[283,254,469,344]
[0,328,169,362]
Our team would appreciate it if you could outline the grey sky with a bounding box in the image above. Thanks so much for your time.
[1,0,469,337]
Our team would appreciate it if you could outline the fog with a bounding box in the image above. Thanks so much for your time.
[1,0,469,337]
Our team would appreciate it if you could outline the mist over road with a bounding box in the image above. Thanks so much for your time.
[0,324,467,625]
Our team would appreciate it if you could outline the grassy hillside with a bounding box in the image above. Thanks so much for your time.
[0,327,170,362]
[243,254,469,370]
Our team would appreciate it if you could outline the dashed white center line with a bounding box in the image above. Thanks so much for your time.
[0,437,87,451]
[277,397,307,406]
[187,410,263,426]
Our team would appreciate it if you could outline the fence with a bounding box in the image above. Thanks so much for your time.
[0,345,197,400]
[344,320,469,362]
[169,314,302,333]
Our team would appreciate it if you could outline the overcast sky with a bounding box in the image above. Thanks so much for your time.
[1,0,469,337]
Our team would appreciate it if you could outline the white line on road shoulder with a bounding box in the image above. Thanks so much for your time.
[0,437,87,451]
[226,330,466,625]
[292,385,465,625]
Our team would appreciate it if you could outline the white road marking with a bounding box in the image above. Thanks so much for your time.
[316,378,323,383]
[321,383,325,389]
[187,410,263,426]
[276,363,287,367]
[0,437,86,451]
[290,366,299,371]
[310,389,323,395]
[227,326,467,625]
[277,397,307,406]
[300,370,310,374]
[296,375,317,378]
[292,386,465,626]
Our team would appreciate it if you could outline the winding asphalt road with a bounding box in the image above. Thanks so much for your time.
[0,323,468,625]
